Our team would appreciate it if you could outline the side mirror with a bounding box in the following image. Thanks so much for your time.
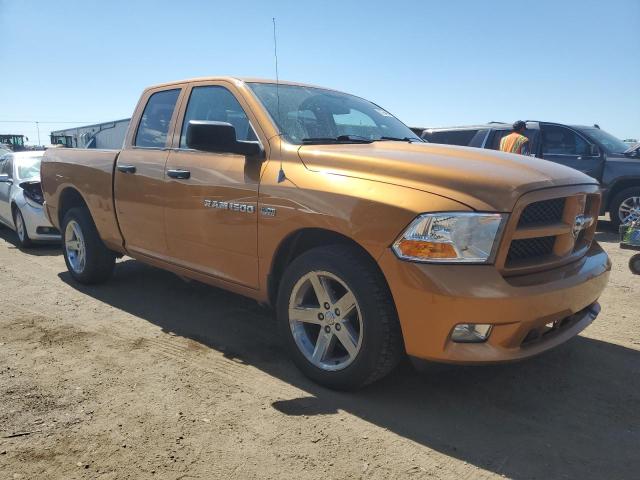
[589,144,600,156]
[186,121,262,156]
[0,174,12,183]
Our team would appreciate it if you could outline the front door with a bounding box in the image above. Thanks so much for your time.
[163,83,261,288]
[540,123,604,180]
[114,88,182,259]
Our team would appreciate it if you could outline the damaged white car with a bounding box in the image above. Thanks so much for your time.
[0,151,61,247]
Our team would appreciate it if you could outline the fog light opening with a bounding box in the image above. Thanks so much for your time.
[451,324,492,343]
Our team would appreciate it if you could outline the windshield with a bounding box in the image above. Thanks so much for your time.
[248,83,421,144]
[16,155,42,180]
[579,127,629,154]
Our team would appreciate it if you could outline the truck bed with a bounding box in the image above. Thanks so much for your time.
[41,148,124,251]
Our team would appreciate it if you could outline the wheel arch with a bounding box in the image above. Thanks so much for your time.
[267,227,390,308]
[58,187,90,227]
[605,178,640,211]
[10,200,21,229]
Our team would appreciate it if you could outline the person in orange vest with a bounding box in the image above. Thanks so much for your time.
[500,120,530,155]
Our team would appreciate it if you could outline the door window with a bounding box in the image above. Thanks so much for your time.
[424,130,479,146]
[541,125,589,156]
[180,86,257,148]
[489,129,537,151]
[1,156,13,177]
[134,89,181,148]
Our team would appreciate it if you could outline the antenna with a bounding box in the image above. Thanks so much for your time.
[273,17,286,183]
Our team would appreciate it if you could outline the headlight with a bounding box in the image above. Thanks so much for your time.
[392,212,506,263]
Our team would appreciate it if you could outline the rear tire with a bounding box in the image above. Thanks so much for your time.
[13,208,32,248]
[276,245,404,390]
[62,207,115,284]
[610,187,640,229]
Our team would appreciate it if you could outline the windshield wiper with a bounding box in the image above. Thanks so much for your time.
[301,135,373,144]
[375,136,422,143]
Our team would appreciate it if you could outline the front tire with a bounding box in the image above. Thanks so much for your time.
[62,207,115,284]
[277,245,404,390]
[13,208,32,248]
[610,187,640,229]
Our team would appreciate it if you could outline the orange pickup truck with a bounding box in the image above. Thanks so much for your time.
[41,77,610,389]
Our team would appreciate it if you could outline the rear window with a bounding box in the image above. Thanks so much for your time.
[135,89,180,148]
[422,129,478,146]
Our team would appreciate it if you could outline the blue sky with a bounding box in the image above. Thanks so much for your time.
[1,0,639,144]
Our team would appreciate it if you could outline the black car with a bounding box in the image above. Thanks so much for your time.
[413,122,640,227]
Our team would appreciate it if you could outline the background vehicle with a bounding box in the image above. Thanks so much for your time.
[41,78,610,389]
[0,151,61,247]
[0,134,27,152]
[416,122,640,227]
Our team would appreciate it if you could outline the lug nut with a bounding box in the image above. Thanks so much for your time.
[335,323,341,331]
[334,308,340,316]
[324,302,330,310]
[324,325,331,333]
[318,313,324,320]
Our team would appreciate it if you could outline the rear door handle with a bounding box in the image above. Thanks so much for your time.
[167,169,191,180]
[117,165,136,174]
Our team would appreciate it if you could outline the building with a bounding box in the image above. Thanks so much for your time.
[50,118,130,149]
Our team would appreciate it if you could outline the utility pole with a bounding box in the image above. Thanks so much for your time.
[35,121,41,146]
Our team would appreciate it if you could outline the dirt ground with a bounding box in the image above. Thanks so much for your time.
[0,220,638,480]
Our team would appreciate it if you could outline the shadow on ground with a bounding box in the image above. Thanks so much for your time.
[0,228,61,257]
[60,255,639,480]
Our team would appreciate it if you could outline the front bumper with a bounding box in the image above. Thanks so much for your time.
[17,200,61,242]
[378,241,611,363]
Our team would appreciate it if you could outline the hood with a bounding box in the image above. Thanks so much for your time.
[297,142,598,211]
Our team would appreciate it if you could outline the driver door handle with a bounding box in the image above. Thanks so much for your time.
[117,165,137,174]
[167,169,191,180]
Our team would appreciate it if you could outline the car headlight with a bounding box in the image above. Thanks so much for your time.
[392,212,506,263]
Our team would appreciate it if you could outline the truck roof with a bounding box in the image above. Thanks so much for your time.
[146,76,343,93]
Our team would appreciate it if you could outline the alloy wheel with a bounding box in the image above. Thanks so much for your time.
[619,196,640,225]
[65,220,87,274]
[15,211,25,241]
[288,271,363,371]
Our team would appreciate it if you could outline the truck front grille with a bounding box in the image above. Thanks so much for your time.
[507,236,556,263]
[497,188,601,275]
[518,198,565,227]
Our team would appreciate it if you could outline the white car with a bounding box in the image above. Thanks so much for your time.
[0,151,61,247]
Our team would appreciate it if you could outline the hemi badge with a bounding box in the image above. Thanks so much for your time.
[261,206,276,217]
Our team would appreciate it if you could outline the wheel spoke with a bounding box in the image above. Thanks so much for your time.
[309,273,332,306]
[334,325,358,358]
[289,306,323,325]
[334,291,356,318]
[312,332,333,362]
[66,240,80,251]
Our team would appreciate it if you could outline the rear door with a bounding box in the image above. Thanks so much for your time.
[540,123,604,179]
[0,155,14,224]
[114,87,184,259]
[162,81,262,288]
